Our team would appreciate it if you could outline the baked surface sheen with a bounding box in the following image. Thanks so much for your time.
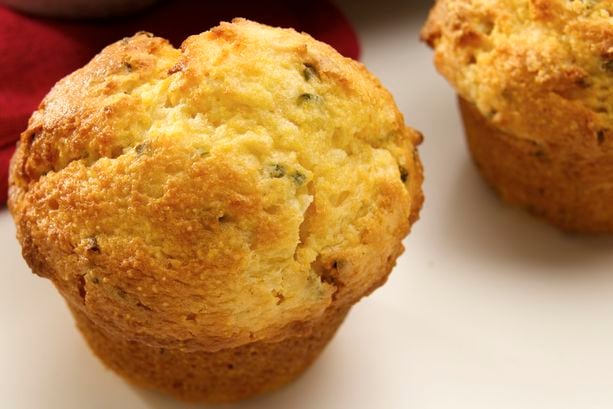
[422,0,613,147]
[10,19,423,351]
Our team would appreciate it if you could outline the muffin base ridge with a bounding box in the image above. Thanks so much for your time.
[458,96,613,233]
[69,303,349,403]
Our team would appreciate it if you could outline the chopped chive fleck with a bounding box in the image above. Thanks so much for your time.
[332,259,345,270]
[86,237,101,254]
[303,63,318,81]
[116,288,127,299]
[298,93,320,104]
[124,61,133,72]
[268,164,286,178]
[576,78,590,88]
[194,147,209,158]
[135,142,150,155]
[399,166,409,183]
[272,290,285,305]
[291,171,306,186]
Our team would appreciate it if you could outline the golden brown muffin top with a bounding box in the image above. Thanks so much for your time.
[422,0,613,149]
[10,19,423,351]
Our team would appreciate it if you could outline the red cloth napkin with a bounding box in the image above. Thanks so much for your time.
[0,1,360,207]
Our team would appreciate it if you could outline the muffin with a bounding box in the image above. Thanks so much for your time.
[422,0,613,232]
[9,19,424,402]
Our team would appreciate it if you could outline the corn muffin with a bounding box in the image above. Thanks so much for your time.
[9,19,424,402]
[422,0,613,232]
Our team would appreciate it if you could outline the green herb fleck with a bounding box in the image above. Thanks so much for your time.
[268,164,286,178]
[291,171,306,186]
[194,147,209,158]
[135,142,150,155]
[298,93,320,104]
[576,77,590,88]
[303,63,318,81]
[86,237,100,254]
[272,290,285,305]
[399,166,409,183]
[332,259,345,270]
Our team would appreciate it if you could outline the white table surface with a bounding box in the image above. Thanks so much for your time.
[3,1,613,408]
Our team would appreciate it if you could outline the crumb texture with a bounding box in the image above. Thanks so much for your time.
[10,19,423,351]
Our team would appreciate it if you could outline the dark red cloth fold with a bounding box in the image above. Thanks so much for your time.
[0,0,360,206]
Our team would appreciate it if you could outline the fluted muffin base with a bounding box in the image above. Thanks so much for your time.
[69,304,349,403]
[459,96,613,233]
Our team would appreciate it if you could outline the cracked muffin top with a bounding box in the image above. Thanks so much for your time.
[422,0,613,148]
[9,19,423,351]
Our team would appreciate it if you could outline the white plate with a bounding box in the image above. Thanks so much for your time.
[3,1,613,408]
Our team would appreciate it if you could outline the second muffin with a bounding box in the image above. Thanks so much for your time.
[422,0,613,232]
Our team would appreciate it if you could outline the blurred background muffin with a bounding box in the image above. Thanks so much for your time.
[422,0,613,232]
[9,19,423,402]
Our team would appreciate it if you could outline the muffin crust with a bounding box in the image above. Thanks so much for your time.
[9,17,424,393]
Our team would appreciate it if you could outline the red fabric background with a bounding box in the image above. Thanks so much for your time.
[0,0,360,206]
